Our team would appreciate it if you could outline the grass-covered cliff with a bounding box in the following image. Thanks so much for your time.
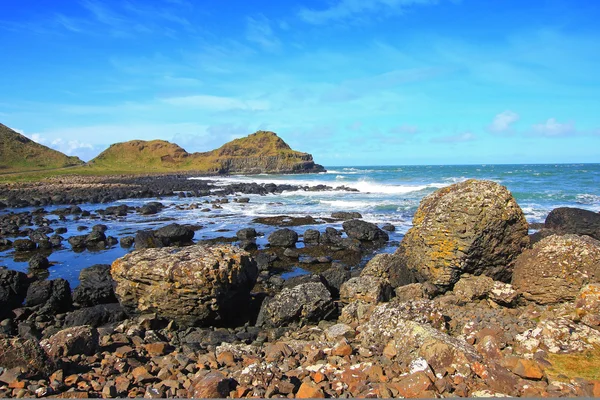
[0,123,84,173]
[88,131,325,174]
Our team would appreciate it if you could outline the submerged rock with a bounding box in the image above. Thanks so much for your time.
[512,234,600,304]
[111,245,258,327]
[395,179,529,291]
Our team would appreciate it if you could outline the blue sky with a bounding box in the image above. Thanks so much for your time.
[1,0,599,165]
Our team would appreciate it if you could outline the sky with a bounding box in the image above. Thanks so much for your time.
[1,0,599,165]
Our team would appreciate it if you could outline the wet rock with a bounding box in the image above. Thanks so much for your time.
[254,215,321,227]
[13,239,36,252]
[67,235,87,249]
[28,254,49,270]
[25,278,72,314]
[64,303,127,327]
[72,264,117,307]
[256,282,334,327]
[339,276,392,304]
[303,229,320,244]
[92,224,108,233]
[41,325,99,358]
[119,236,134,248]
[112,245,258,326]
[134,230,162,250]
[361,253,415,288]
[342,219,389,242]
[0,269,29,318]
[512,234,600,304]
[236,228,257,240]
[395,179,529,291]
[331,211,362,220]
[139,202,163,215]
[545,207,600,240]
[153,223,194,246]
[268,228,298,248]
[283,248,300,258]
[0,338,50,375]
[381,223,396,232]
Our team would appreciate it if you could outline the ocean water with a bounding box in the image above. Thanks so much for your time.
[1,163,599,284]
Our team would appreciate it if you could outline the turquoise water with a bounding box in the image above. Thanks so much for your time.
[1,163,599,284]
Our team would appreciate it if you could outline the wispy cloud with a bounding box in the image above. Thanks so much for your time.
[246,14,281,51]
[489,110,519,133]
[298,0,443,25]
[531,118,575,137]
[431,132,476,143]
[160,95,270,111]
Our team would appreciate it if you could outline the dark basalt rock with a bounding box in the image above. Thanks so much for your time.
[73,264,117,307]
[236,228,257,240]
[25,278,72,314]
[0,269,30,318]
[154,223,195,246]
[13,239,36,252]
[268,228,299,248]
[331,211,362,220]
[544,207,600,240]
[342,219,389,242]
[64,303,127,328]
[28,254,49,270]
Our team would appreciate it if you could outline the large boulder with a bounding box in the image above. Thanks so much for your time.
[41,325,99,358]
[64,303,128,328]
[339,276,392,304]
[256,282,334,327]
[342,219,389,242]
[25,278,72,314]
[395,179,529,290]
[72,264,117,307]
[0,269,29,318]
[512,234,600,304]
[267,228,298,248]
[544,207,600,240]
[0,338,51,375]
[153,223,195,246]
[111,245,258,327]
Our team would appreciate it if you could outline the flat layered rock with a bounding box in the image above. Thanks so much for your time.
[111,245,258,327]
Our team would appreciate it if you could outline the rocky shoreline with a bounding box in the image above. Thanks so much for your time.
[1,177,600,398]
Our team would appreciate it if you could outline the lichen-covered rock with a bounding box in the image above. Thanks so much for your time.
[111,245,258,326]
[545,207,600,240]
[256,282,334,327]
[342,219,388,242]
[72,264,117,307]
[0,338,51,375]
[267,228,298,248]
[41,325,99,358]
[395,179,529,290]
[453,274,518,306]
[360,253,414,288]
[575,284,600,328]
[512,234,600,304]
[339,276,392,304]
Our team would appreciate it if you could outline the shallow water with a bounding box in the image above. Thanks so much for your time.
[1,163,598,286]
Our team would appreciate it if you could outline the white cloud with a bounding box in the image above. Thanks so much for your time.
[246,15,280,51]
[432,132,476,143]
[161,95,270,111]
[489,110,519,133]
[532,118,575,137]
[298,0,442,24]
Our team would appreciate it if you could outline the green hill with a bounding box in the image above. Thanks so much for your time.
[89,131,325,174]
[0,123,84,173]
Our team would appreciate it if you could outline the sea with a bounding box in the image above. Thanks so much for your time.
[1,163,599,285]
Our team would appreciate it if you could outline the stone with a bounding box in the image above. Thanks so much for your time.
[394,371,433,398]
[139,202,162,215]
[153,223,194,246]
[342,219,389,241]
[25,278,72,314]
[394,283,428,302]
[512,234,600,304]
[325,323,356,340]
[0,338,50,375]
[575,284,600,327]
[0,269,29,318]
[41,326,99,358]
[64,303,128,328]
[339,276,392,304]
[395,179,529,290]
[28,254,49,270]
[256,282,334,327]
[361,253,415,288]
[72,264,117,307]
[236,228,257,240]
[381,223,396,232]
[188,371,233,398]
[331,211,362,220]
[296,381,324,398]
[111,245,258,327]
[545,207,600,240]
[13,239,36,252]
[319,264,351,297]
[134,230,162,250]
[268,228,298,248]
[119,236,134,248]
[303,229,320,244]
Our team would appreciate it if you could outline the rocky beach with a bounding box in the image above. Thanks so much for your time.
[1,172,600,398]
